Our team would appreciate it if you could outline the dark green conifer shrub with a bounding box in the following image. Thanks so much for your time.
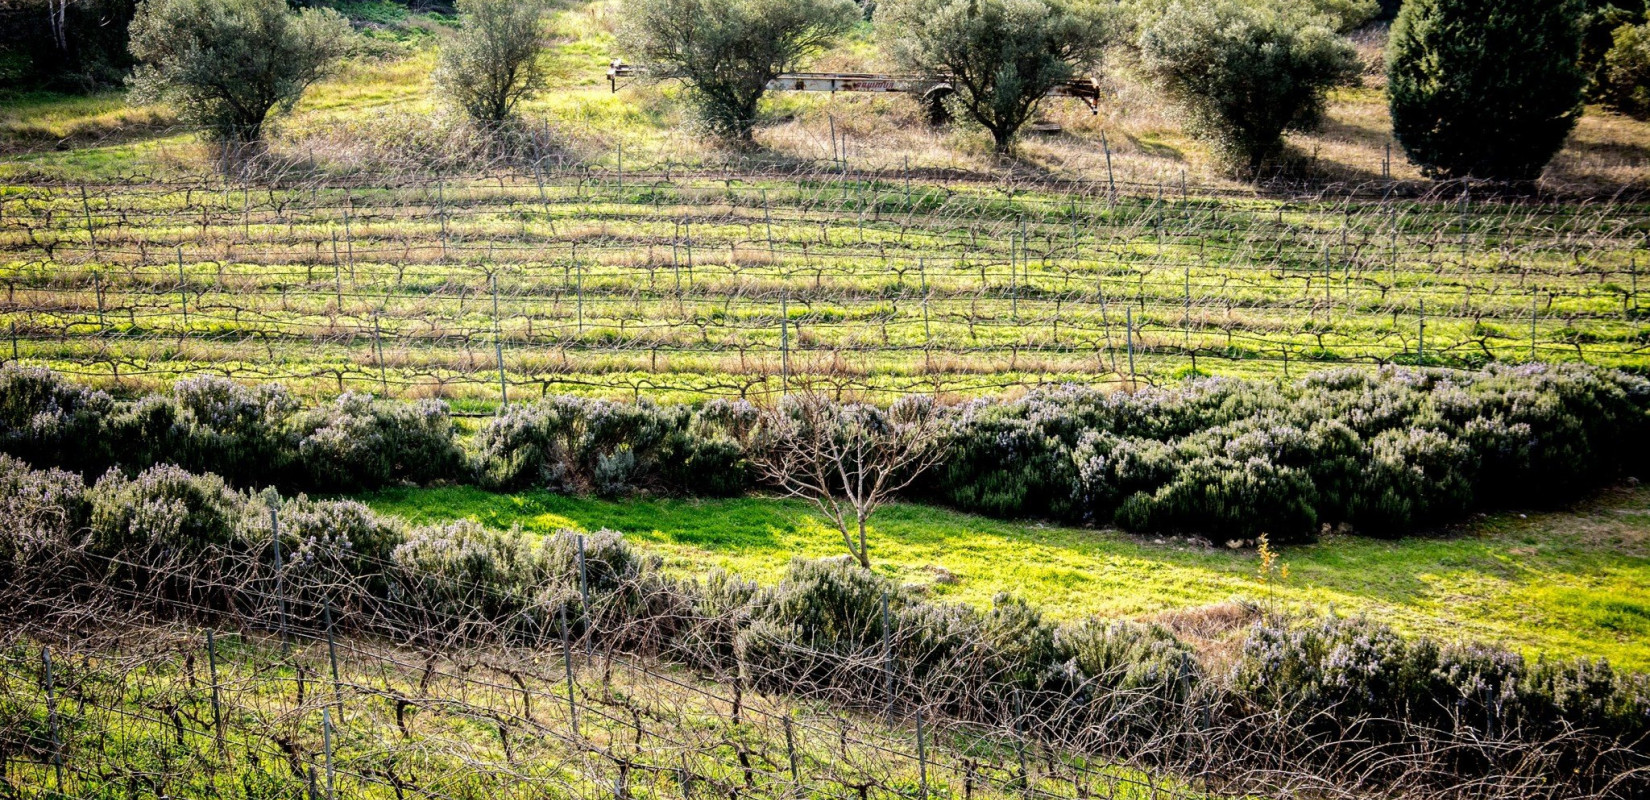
[1386,0,1587,180]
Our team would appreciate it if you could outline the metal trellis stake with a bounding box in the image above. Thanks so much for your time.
[1101,130,1116,201]
[1013,691,1029,797]
[784,714,799,790]
[560,602,579,737]
[324,599,344,718]
[178,247,188,333]
[1531,293,1539,362]
[881,591,894,720]
[207,628,226,757]
[492,271,508,409]
[322,709,337,800]
[1418,299,1426,362]
[577,534,591,658]
[1126,307,1136,386]
[916,708,929,800]
[43,646,65,791]
[269,493,290,653]
[81,184,96,259]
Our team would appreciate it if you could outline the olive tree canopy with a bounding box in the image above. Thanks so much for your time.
[619,0,859,142]
[879,0,1113,154]
[434,0,549,126]
[1139,0,1360,176]
[128,0,352,143]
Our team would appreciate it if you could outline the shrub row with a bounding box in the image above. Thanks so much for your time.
[0,368,461,492]
[5,363,1648,541]
[937,364,1650,542]
[0,367,754,497]
[0,454,1644,797]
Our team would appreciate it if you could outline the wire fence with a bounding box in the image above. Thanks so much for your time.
[0,512,1633,800]
[3,164,1648,403]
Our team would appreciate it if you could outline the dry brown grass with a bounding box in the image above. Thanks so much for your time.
[744,22,1650,196]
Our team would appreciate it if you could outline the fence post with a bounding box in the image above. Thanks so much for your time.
[1531,292,1539,362]
[904,156,912,207]
[324,599,343,718]
[322,709,337,800]
[332,232,343,311]
[780,294,790,395]
[43,646,66,792]
[1183,264,1191,348]
[1013,691,1029,798]
[374,314,388,394]
[920,259,931,346]
[207,628,226,757]
[916,707,929,800]
[1632,257,1639,318]
[881,591,894,720]
[268,492,290,652]
[784,714,799,791]
[1009,233,1018,320]
[1417,299,1426,362]
[577,534,592,658]
[81,184,96,260]
[438,178,449,262]
[94,272,105,334]
[560,602,579,737]
[178,247,188,334]
[763,189,775,260]
[343,193,355,277]
[491,271,508,409]
[1126,307,1136,387]
[1101,130,1116,202]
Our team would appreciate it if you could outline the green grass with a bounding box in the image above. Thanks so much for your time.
[0,622,1206,800]
[360,485,1650,671]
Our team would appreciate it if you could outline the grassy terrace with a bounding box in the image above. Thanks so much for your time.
[3,177,1647,404]
[362,484,1650,671]
[4,0,1650,404]
[5,623,1201,800]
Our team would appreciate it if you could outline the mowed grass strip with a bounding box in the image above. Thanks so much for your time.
[361,485,1650,671]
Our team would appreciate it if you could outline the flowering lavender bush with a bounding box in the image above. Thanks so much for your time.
[0,455,90,587]
[292,393,462,491]
[0,367,116,474]
[1232,612,1650,754]
[85,464,245,562]
[938,364,1650,542]
[472,396,756,496]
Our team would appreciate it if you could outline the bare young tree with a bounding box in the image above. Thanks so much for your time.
[754,393,949,568]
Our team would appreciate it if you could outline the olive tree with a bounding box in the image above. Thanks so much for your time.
[619,0,859,142]
[1387,0,1586,181]
[1139,1,1359,176]
[1600,19,1650,118]
[879,0,1112,154]
[128,0,352,143]
[434,0,549,126]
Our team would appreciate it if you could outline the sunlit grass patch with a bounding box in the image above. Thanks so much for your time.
[360,484,1650,670]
